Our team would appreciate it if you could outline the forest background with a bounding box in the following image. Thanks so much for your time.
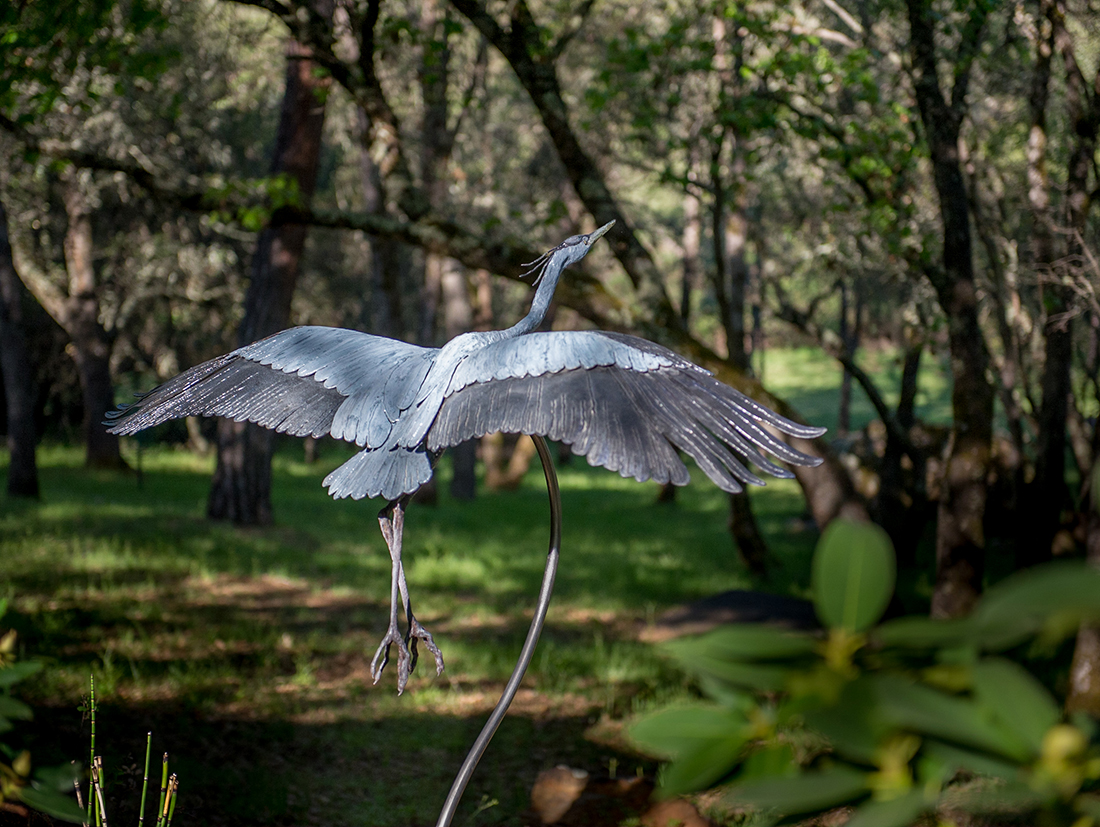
[1,0,1100,822]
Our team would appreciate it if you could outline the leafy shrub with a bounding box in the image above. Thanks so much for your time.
[631,520,1100,826]
[0,600,85,823]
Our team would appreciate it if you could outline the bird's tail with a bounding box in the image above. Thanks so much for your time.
[323,443,433,502]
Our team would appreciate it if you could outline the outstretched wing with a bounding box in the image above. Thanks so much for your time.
[427,331,824,493]
[107,326,438,449]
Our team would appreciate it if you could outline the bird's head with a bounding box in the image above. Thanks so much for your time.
[521,220,615,285]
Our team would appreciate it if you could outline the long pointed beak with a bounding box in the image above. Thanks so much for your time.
[586,220,615,245]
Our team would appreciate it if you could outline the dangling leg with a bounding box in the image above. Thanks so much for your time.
[392,498,444,678]
[370,497,444,694]
[370,497,407,689]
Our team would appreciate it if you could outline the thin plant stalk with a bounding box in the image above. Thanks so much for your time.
[138,731,152,827]
[164,775,178,827]
[88,676,97,827]
[154,755,168,827]
[72,760,88,827]
[91,757,108,827]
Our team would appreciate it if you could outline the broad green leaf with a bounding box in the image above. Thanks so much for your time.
[728,766,870,815]
[33,763,81,793]
[0,696,33,720]
[845,790,929,827]
[738,743,798,780]
[659,733,749,795]
[18,787,86,823]
[921,739,1019,781]
[971,658,1060,755]
[629,703,748,759]
[812,520,896,631]
[875,615,974,649]
[0,661,42,688]
[972,563,1100,650]
[669,640,793,691]
[804,678,882,764]
[672,625,818,662]
[870,675,1030,761]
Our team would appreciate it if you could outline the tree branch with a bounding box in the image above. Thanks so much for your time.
[772,279,921,459]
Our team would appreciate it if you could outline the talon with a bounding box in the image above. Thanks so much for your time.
[371,625,413,692]
[409,618,445,676]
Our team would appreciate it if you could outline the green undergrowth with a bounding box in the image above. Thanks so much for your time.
[2,440,817,826]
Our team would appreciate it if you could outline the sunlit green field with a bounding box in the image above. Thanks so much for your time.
[0,345,950,826]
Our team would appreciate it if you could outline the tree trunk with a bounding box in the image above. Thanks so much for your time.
[1054,0,1100,710]
[681,190,701,328]
[729,491,769,576]
[0,197,38,497]
[906,0,994,618]
[876,340,928,568]
[61,173,124,469]
[440,257,477,500]
[1017,0,1069,568]
[208,37,329,525]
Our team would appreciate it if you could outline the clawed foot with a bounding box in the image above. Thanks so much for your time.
[371,617,445,695]
[408,616,445,677]
[374,497,445,695]
[371,622,412,693]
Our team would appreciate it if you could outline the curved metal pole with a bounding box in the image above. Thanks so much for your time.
[435,435,562,827]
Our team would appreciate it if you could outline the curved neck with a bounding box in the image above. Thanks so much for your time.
[502,256,566,338]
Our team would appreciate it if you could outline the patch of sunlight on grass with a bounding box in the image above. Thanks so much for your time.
[759,345,952,434]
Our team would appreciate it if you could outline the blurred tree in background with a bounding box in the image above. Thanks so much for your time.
[1,0,1099,645]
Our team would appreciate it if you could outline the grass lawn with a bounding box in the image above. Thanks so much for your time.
[3,443,816,826]
[0,345,951,826]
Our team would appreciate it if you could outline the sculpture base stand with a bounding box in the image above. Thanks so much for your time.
[435,435,562,827]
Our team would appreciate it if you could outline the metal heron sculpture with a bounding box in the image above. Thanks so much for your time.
[107,220,824,822]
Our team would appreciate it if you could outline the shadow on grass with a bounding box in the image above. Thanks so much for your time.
[25,701,654,827]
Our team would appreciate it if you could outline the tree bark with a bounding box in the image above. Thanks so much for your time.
[0,197,38,497]
[440,257,477,500]
[61,173,124,469]
[729,490,769,577]
[1017,0,1069,568]
[208,36,330,524]
[1055,0,1100,711]
[906,0,994,618]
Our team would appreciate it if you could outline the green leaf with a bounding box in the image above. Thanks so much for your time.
[812,520,896,631]
[921,740,1019,781]
[630,703,750,796]
[875,615,974,649]
[738,743,798,780]
[0,695,33,720]
[971,658,1060,755]
[34,763,81,793]
[668,637,794,690]
[18,787,87,823]
[629,702,748,759]
[0,661,42,688]
[845,790,929,827]
[672,625,818,661]
[728,766,870,815]
[870,675,1030,761]
[689,657,793,692]
[659,733,749,795]
[804,678,882,764]
[972,563,1100,650]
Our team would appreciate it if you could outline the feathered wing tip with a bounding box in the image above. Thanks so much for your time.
[428,363,827,496]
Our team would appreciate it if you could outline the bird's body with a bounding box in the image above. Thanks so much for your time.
[108,222,825,692]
